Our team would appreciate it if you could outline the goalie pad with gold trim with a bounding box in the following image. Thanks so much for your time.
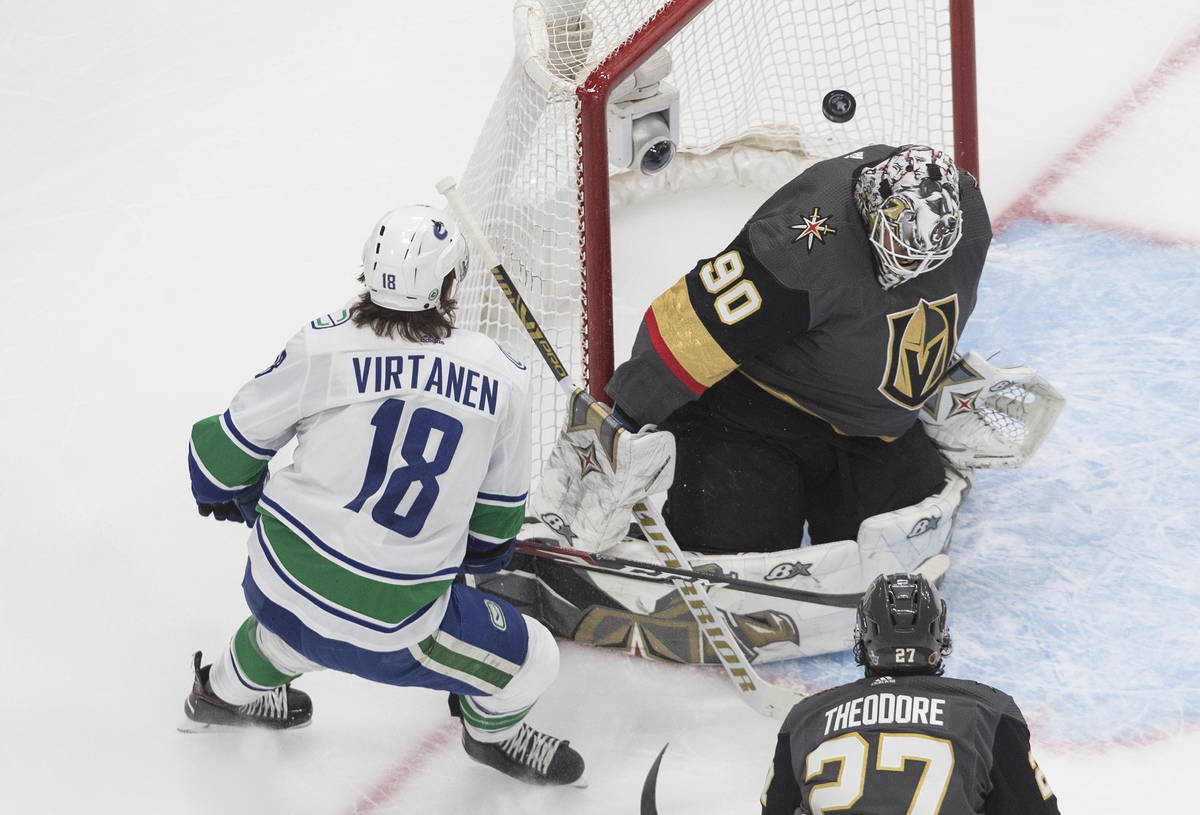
[920,350,1064,470]
[532,389,675,552]
[490,467,967,664]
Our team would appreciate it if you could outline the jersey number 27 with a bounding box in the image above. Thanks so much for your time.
[805,732,954,815]
[344,398,463,536]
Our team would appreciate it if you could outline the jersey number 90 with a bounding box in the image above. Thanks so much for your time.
[698,250,762,325]
[344,398,463,537]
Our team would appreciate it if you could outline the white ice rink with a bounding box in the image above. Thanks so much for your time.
[2,1,1198,812]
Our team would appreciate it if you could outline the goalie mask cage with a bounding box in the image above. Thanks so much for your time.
[455,0,978,475]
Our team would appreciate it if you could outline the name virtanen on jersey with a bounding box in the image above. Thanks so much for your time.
[351,354,501,415]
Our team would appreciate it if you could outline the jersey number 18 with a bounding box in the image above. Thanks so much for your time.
[344,398,463,536]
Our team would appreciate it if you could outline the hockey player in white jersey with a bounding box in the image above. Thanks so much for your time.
[182,206,585,786]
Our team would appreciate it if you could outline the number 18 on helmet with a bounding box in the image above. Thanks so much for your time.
[362,205,469,312]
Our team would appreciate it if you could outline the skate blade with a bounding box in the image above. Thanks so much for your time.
[176,719,312,734]
[570,774,589,789]
[177,719,227,733]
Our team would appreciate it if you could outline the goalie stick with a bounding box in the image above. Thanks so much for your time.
[516,538,862,608]
[438,176,804,719]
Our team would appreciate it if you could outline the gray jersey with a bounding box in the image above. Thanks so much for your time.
[761,674,1060,815]
[607,145,991,439]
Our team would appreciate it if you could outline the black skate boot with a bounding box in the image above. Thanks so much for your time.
[179,651,312,732]
[460,721,586,786]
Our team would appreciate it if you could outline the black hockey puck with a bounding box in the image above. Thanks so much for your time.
[822,89,856,123]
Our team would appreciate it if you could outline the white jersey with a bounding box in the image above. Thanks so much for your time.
[189,308,531,651]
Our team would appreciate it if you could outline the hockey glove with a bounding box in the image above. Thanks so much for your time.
[532,389,675,553]
[197,502,243,523]
[195,473,265,527]
[462,539,516,574]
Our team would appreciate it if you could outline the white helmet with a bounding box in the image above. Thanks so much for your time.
[362,206,469,311]
[854,146,964,290]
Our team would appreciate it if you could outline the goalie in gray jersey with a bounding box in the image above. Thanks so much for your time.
[480,145,1062,666]
[761,573,1060,814]
[599,144,989,559]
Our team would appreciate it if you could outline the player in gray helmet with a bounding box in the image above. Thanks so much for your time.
[761,573,1060,814]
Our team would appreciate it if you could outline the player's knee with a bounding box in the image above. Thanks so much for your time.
[254,622,321,676]
[486,616,559,711]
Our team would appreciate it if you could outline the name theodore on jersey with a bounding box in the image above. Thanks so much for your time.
[822,693,947,736]
[351,354,499,415]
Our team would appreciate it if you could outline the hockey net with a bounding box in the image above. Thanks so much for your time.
[455,0,978,477]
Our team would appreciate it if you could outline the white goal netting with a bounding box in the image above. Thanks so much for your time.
[455,0,970,477]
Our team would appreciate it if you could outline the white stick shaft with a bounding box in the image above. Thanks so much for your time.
[632,504,803,719]
[436,177,504,280]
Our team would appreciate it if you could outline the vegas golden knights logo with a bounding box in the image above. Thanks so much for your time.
[879,295,960,409]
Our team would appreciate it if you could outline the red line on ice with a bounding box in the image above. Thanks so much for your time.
[346,721,461,814]
[1029,208,1200,250]
[993,24,1200,238]
[332,28,1200,811]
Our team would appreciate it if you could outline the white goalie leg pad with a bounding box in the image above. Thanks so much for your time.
[532,389,674,552]
[591,535,868,659]
[565,467,968,663]
[855,466,970,582]
[920,350,1065,469]
[461,616,559,743]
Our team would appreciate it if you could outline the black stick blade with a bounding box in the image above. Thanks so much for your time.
[640,743,670,815]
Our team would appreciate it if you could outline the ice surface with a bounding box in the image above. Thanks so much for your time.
[1,1,1198,812]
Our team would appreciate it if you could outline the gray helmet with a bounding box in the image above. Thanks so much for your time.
[854,573,952,675]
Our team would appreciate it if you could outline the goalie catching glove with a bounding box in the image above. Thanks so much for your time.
[920,350,1064,470]
[532,390,675,552]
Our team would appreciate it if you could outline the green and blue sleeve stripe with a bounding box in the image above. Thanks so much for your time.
[188,411,274,500]
[467,491,526,554]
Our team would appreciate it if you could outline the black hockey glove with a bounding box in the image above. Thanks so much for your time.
[197,501,248,524]
[462,539,516,574]
[196,476,265,528]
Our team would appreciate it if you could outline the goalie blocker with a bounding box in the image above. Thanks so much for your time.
[531,388,675,551]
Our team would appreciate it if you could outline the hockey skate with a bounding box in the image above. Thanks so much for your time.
[178,651,312,732]
[461,722,586,787]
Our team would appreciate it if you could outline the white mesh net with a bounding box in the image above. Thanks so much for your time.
[455,0,964,477]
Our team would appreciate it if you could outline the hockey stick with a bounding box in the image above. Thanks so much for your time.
[438,176,804,719]
[516,538,862,608]
[640,743,669,815]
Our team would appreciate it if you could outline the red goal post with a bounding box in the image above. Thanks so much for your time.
[455,0,978,474]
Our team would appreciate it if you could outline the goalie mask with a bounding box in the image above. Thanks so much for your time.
[854,146,964,289]
[362,205,469,312]
[854,572,952,676]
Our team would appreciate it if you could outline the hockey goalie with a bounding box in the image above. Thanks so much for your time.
[476,145,1064,665]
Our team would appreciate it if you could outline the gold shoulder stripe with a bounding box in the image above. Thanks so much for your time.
[651,278,737,388]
